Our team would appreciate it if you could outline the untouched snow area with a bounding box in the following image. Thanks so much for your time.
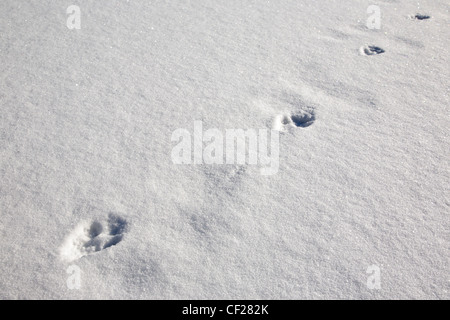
[0,0,449,299]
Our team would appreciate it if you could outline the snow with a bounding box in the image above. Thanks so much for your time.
[0,0,448,299]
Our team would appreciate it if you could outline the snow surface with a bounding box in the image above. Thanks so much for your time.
[0,0,449,299]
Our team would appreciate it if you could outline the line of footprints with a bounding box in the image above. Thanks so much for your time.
[59,13,432,262]
[275,13,433,130]
[361,13,431,56]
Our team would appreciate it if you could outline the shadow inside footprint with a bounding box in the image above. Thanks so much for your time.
[104,234,124,249]
[281,116,291,125]
[363,46,385,55]
[83,236,104,252]
[107,213,128,235]
[273,108,316,131]
[291,113,315,128]
[88,221,103,238]
[414,14,430,20]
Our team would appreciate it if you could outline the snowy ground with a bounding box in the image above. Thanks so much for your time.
[0,0,448,299]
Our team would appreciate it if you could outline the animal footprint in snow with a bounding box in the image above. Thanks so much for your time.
[360,45,385,56]
[409,14,431,20]
[273,109,315,131]
[60,213,128,262]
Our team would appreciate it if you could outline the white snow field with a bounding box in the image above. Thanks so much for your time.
[0,0,448,299]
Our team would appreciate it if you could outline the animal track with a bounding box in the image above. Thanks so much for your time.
[410,14,431,20]
[60,213,128,262]
[273,109,316,131]
[360,45,385,56]
[291,113,316,128]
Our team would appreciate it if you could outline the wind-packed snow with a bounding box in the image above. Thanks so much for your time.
[0,0,448,299]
